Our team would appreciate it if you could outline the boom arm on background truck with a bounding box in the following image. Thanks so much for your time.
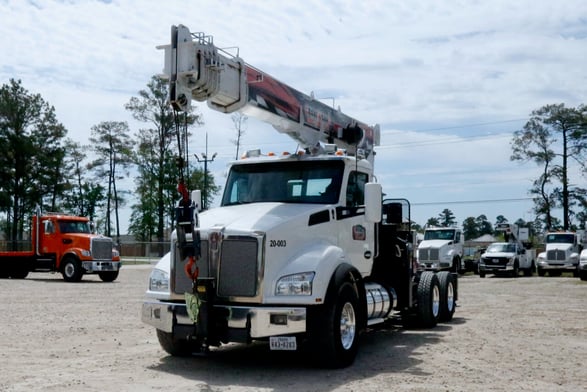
[142,24,458,369]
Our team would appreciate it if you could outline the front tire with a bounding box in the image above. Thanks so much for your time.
[61,256,83,282]
[538,268,545,277]
[99,271,119,282]
[310,281,361,368]
[523,261,534,277]
[511,261,519,278]
[437,271,456,322]
[580,270,587,281]
[156,329,200,357]
[416,271,440,328]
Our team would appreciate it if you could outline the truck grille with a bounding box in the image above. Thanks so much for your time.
[419,248,439,261]
[91,237,113,260]
[482,257,508,267]
[547,250,566,261]
[173,236,259,298]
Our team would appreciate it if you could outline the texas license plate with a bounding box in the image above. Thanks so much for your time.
[269,336,296,351]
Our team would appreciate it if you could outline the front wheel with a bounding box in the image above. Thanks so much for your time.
[309,281,361,368]
[61,256,83,282]
[538,268,546,277]
[523,261,535,277]
[156,329,201,357]
[437,271,456,322]
[511,261,519,278]
[99,271,119,282]
[580,270,587,281]
[416,271,440,328]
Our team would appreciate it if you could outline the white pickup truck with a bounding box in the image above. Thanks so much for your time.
[478,242,535,278]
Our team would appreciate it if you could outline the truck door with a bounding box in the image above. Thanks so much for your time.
[36,218,58,270]
[339,171,375,274]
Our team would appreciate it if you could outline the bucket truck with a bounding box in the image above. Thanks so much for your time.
[478,223,535,278]
[141,25,459,368]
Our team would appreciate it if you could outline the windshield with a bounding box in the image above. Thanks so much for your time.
[221,160,344,206]
[58,220,91,234]
[545,233,575,244]
[424,229,456,241]
[487,243,516,253]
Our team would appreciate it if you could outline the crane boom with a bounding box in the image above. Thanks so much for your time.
[158,24,380,164]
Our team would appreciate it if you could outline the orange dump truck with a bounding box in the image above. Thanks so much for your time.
[0,213,121,282]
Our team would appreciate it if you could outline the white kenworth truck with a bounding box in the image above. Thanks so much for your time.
[537,231,585,277]
[141,25,459,369]
[417,227,465,273]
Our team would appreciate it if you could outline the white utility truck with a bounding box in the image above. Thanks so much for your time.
[417,227,465,273]
[537,231,585,277]
[478,223,535,277]
[141,25,459,368]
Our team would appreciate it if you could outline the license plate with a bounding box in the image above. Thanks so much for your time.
[269,336,296,351]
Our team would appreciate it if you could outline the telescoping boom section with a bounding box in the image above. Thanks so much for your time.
[158,24,380,165]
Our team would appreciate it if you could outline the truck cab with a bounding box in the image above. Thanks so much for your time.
[417,227,464,273]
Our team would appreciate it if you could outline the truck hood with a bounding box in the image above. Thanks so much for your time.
[418,239,452,249]
[545,243,573,252]
[199,203,328,233]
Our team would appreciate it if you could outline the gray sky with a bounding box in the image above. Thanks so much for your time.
[2,0,586,233]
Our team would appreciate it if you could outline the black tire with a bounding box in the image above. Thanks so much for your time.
[61,256,83,282]
[523,261,534,277]
[156,329,200,357]
[511,261,519,278]
[416,271,440,328]
[479,270,486,278]
[9,269,29,279]
[580,271,587,281]
[538,268,545,277]
[437,271,456,322]
[99,271,119,282]
[309,281,361,368]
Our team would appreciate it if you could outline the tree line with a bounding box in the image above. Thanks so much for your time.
[0,77,220,245]
[1,75,585,244]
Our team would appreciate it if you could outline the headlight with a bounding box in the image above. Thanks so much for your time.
[275,272,315,296]
[81,250,91,257]
[149,269,170,292]
[112,249,120,258]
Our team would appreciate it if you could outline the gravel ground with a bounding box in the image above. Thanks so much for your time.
[0,265,586,392]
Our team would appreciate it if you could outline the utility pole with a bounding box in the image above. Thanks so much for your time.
[194,132,217,210]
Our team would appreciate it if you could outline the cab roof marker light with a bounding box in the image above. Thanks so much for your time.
[244,149,261,158]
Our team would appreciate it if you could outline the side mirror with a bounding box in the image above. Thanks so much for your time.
[192,190,202,212]
[364,183,382,223]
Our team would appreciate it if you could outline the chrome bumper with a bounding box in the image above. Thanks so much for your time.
[538,262,577,271]
[82,261,121,272]
[141,300,306,338]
